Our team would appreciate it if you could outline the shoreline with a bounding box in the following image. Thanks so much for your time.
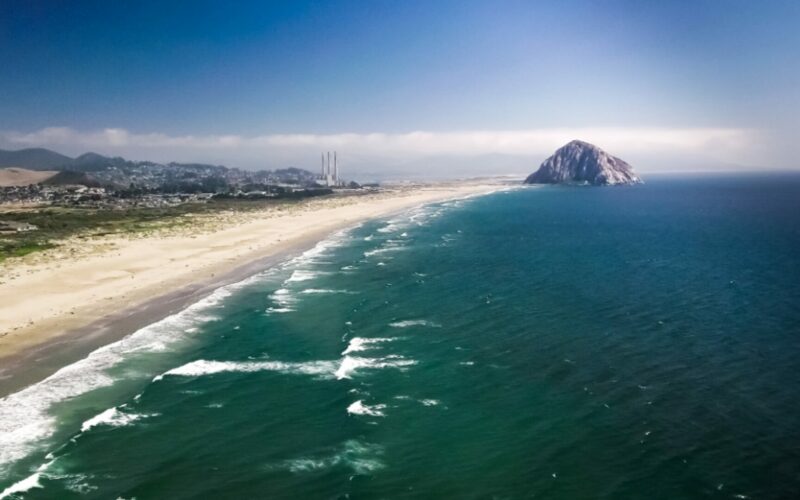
[0,181,510,397]
[0,235,319,397]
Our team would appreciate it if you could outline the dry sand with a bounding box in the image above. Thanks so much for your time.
[0,181,504,387]
[0,168,58,187]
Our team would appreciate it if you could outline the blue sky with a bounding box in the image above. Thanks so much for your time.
[1,0,798,175]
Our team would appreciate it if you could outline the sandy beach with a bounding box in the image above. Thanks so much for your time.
[0,181,504,394]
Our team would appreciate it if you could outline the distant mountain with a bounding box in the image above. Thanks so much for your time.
[0,148,136,172]
[0,148,74,170]
[525,140,642,186]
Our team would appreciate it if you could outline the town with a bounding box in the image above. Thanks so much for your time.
[0,149,362,209]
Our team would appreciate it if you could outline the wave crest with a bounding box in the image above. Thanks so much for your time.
[346,400,387,417]
[80,407,158,433]
[389,319,441,328]
[156,359,339,380]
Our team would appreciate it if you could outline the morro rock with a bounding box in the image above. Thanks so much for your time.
[525,140,642,186]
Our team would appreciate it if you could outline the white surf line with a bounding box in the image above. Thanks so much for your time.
[154,353,416,382]
[153,359,339,380]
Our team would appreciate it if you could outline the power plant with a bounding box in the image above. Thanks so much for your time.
[319,151,342,187]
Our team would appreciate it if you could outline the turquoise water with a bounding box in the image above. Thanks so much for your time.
[1,174,799,499]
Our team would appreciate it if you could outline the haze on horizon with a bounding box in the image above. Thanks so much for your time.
[1,0,798,179]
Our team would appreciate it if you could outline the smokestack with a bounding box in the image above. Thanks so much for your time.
[334,151,338,182]
[327,152,331,176]
[321,153,325,177]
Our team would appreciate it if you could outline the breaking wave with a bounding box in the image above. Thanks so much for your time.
[300,288,357,295]
[0,460,52,499]
[155,354,416,382]
[285,270,323,282]
[346,400,387,417]
[335,355,417,380]
[80,407,158,433]
[341,337,397,355]
[389,319,441,328]
[155,359,339,380]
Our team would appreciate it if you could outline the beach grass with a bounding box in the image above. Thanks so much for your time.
[0,198,322,262]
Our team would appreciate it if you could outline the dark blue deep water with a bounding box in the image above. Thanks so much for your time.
[1,174,799,499]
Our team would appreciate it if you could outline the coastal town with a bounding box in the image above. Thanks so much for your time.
[0,183,215,209]
[0,149,362,209]
[0,148,371,260]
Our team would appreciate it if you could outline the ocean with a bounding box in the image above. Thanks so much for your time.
[1,174,799,499]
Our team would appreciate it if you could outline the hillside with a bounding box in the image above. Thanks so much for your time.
[42,170,102,187]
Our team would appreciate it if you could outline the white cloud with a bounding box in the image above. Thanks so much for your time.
[1,126,759,174]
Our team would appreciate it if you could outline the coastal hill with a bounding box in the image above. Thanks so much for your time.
[525,140,642,186]
[0,148,74,171]
[42,170,103,187]
[0,148,218,173]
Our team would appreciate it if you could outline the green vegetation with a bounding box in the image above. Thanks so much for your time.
[0,198,321,262]
[0,241,55,262]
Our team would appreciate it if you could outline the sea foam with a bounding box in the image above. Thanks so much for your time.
[157,354,416,382]
[377,221,407,234]
[335,355,416,380]
[285,270,322,282]
[363,246,405,258]
[341,337,397,355]
[346,400,387,417]
[156,359,339,380]
[266,287,296,313]
[389,319,441,328]
[300,288,357,295]
[282,228,353,269]
[80,407,157,433]
[269,440,384,475]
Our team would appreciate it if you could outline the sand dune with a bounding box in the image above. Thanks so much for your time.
[0,168,58,187]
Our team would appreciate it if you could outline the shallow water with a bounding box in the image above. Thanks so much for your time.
[2,174,799,499]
